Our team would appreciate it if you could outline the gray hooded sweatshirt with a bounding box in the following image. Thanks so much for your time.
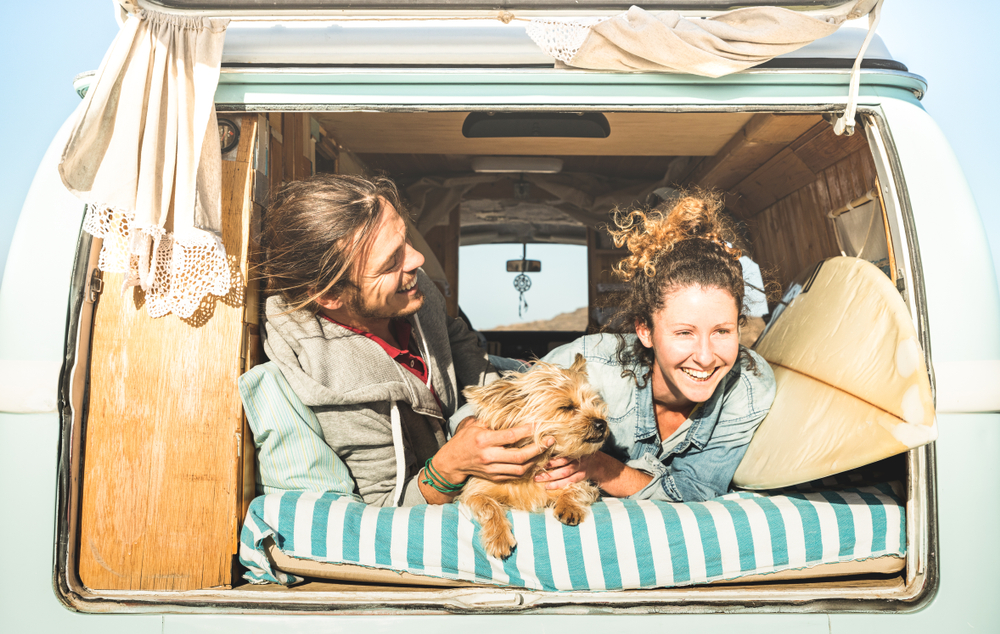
[263,269,496,507]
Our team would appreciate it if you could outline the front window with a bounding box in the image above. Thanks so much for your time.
[460,243,588,333]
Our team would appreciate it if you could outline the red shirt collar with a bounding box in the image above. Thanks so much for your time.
[320,315,413,359]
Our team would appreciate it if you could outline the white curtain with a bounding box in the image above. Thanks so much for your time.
[527,2,878,77]
[59,5,229,319]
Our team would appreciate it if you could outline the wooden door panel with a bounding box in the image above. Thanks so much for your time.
[79,115,259,591]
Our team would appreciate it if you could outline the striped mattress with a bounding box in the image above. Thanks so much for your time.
[239,482,905,590]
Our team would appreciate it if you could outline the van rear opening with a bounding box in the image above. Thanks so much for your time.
[60,108,930,612]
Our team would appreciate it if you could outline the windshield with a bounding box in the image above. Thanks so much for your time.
[460,243,588,331]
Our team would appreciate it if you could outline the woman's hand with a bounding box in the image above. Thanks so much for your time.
[534,456,591,490]
[534,451,655,497]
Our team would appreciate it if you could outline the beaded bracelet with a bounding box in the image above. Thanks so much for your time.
[420,457,465,494]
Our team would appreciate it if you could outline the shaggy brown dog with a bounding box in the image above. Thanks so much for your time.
[458,354,609,560]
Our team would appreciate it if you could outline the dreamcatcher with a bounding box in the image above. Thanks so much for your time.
[513,243,532,318]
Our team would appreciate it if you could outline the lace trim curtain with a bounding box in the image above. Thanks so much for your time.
[59,6,229,318]
[526,2,879,78]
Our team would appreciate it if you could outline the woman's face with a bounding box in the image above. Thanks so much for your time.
[636,284,740,409]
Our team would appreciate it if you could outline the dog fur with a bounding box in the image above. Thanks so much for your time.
[458,354,609,560]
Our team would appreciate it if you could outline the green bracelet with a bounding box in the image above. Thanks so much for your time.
[421,457,465,493]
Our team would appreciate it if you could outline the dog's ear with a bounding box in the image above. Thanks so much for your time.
[569,353,588,376]
[463,379,523,429]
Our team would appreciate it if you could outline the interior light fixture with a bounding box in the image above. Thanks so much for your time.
[471,156,564,174]
[463,112,610,138]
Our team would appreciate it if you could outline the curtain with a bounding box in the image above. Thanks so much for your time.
[59,5,229,318]
[526,2,878,78]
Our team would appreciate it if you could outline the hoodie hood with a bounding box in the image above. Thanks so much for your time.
[262,271,443,419]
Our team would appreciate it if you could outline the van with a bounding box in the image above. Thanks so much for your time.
[2,0,998,631]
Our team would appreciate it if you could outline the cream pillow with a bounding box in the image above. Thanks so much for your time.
[733,257,937,489]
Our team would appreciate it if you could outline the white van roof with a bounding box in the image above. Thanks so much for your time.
[148,0,875,20]
[220,23,900,70]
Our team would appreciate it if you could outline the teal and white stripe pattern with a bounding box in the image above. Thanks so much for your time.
[240,482,904,590]
[240,363,360,497]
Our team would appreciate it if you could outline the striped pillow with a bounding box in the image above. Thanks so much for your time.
[239,363,359,497]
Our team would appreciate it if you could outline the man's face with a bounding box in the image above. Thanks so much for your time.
[340,202,426,324]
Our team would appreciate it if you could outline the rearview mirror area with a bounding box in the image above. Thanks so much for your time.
[506,259,541,273]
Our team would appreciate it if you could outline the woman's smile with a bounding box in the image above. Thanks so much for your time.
[680,366,718,382]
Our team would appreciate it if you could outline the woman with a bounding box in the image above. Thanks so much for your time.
[533,193,776,501]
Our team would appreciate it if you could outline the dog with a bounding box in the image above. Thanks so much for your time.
[458,353,609,560]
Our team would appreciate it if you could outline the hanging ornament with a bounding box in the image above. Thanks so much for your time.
[513,272,531,317]
[514,243,531,317]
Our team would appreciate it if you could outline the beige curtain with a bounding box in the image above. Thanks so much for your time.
[526,2,878,78]
[59,5,229,318]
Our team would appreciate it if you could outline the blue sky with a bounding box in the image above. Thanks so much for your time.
[1,1,997,328]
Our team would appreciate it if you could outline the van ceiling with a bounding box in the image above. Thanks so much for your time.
[314,112,753,157]
[314,111,755,179]
[307,111,850,248]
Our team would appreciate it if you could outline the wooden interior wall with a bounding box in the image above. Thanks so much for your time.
[587,227,627,330]
[423,204,461,318]
[79,114,262,591]
[269,112,315,184]
[686,113,874,293]
[742,130,875,291]
[237,112,314,519]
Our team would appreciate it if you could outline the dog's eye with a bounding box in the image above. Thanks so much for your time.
[560,403,576,412]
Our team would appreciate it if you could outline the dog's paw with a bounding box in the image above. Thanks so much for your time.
[464,492,518,559]
[554,499,588,526]
[483,529,518,560]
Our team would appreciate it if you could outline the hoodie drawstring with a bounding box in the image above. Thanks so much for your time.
[390,403,405,507]
[390,315,442,506]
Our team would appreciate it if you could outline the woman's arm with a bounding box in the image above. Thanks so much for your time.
[537,363,776,502]
[661,364,775,501]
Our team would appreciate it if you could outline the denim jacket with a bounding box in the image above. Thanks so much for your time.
[541,333,775,502]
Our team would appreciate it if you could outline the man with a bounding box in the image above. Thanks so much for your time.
[260,174,548,507]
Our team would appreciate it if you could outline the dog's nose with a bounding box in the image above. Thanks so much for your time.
[592,418,607,435]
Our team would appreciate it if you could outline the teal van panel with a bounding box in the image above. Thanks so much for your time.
[214,69,926,110]
[831,413,1000,631]
[0,106,86,363]
[879,98,1000,363]
[165,613,831,633]
[0,414,161,633]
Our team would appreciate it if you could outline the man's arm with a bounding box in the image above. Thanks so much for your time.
[444,307,497,390]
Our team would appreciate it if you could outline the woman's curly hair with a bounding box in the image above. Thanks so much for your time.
[601,191,759,386]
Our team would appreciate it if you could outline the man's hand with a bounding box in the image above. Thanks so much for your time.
[433,417,553,485]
